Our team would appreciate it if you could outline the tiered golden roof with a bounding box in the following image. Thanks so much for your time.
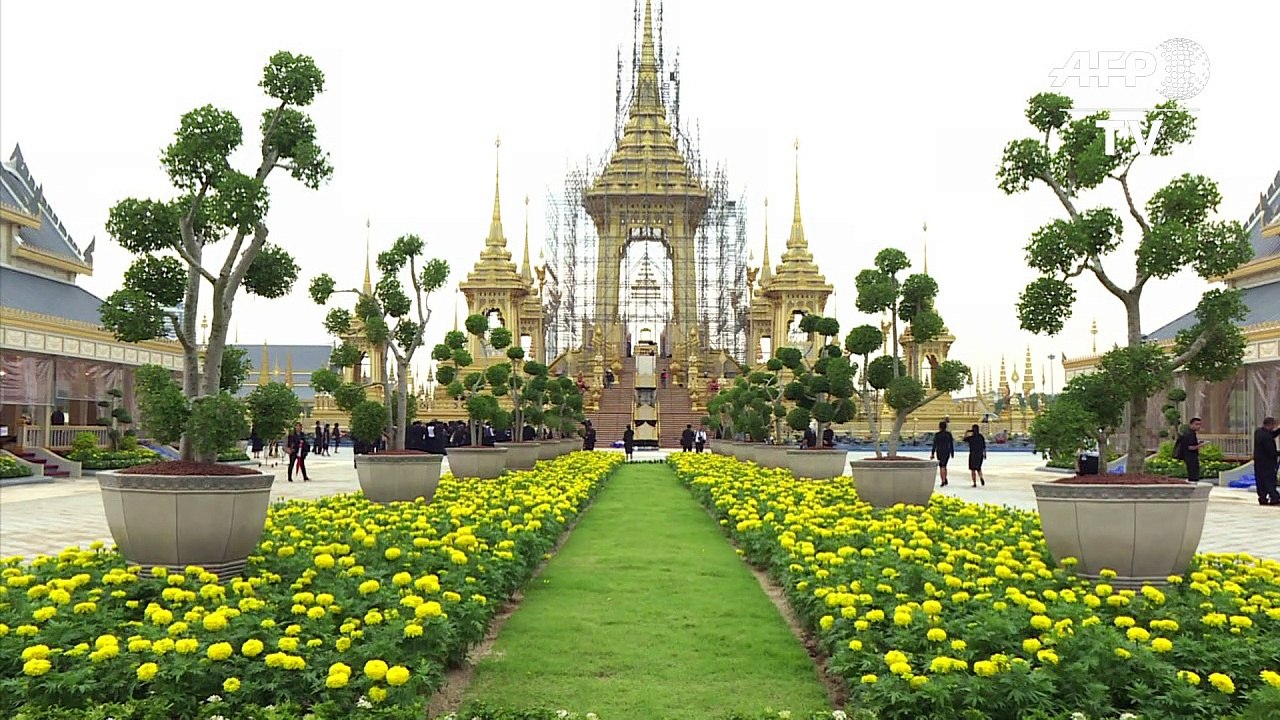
[766,141,830,294]
[459,138,526,293]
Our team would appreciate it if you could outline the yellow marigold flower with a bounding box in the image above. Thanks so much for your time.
[926,628,947,643]
[175,638,198,654]
[73,601,97,614]
[1178,670,1201,685]
[384,547,402,560]
[222,676,240,693]
[326,672,349,688]
[889,661,912,676]
[819,615,835,631]
[128,638,151,653]
[416,601,443,618]
[1260,670,1280,689]
[22,644,51,661]
[1229,615,1252,629]
[336,637,352,652]
[152,638,175,655]
[365,610,384,626]
[386,665,410,686]
[861,674,877,684]
[405,623,424,638]
[1036,649,1059,665]
[1029,615,1052,631]
[358,580,380,595]
[241,638,264,657]
[922,600,942,615]
[443,590,462,603]
[136,661,159,681]
[1202,612,1227,627]
[202,613,227,632]
[392,572,413,586]
[848,639,863,651]
[1208,672,1235,694]
[207,642,233,661]
[1151,638,1173,653]
[369,685,388,703]
[32,606,57,623]
[1126,627,1150,643]
[1114,616,1135,628]
[909,675,929,689]
[973,660,998,677]
[1022,638,1041,654]
[1114,648,1132,659]
[884,650,907,666]
[278,637,299,652]
[1095,584,1113,597]
[364,658,389,681]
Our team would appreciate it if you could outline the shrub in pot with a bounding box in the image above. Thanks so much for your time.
[432,314,508,478]
[1001,93,1251,583]
[95,52,332,576]
[848,248,971,507]
[771,316,856,479]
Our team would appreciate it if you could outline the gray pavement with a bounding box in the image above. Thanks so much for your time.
[1,448,1276,561]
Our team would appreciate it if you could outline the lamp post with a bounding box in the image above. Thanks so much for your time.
[1047,354,1056,396]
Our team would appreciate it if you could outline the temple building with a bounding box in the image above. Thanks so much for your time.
[0,145,185,454]
[1064,170,1280,456]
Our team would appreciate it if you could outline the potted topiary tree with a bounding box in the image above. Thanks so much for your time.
[484,326,542,471]
[310,233,450,500]
[544,375,586,455]
[773,315,857,479]
[519,362,559,460]
[431,314,508,478]
[848,248,971,507]
[1000,93,1251,584]
[95,52,331,577]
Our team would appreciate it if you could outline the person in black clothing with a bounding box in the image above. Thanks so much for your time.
[583,421,597,451]
[50,407,66,426]
[1253,417,1280,505]
[314,421,323,455]
[930,420,955,487]
[250,425,264,460]
[522,423,536,441]
[1175,417,1205,483]
[962,424,986,487]
[287,423,302,482]
[331,423,341,452]
[821,426,835,448]
[481,422,496,447]
[623,425,635,460]
[681,424,695,452]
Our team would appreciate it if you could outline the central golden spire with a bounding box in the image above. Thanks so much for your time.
[633,0,661,117]
[779,139,816,268]
[922,221,929,275]
[363,219,372,295]
[760,196,772,286]
[486,136,507,254]
[521,194,533,283]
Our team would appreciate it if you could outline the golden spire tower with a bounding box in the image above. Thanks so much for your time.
[286,352,294,389]
[1091,318,1098,354]
[760,196,772,286]
[521,194,533,283]
[922,221,929,275]
[259,341,269,385]
[998,356,1009,399]
[363,219,373,295]
[1023,346,1035,397]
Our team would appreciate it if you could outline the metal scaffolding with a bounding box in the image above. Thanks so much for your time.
[541,0,748,364]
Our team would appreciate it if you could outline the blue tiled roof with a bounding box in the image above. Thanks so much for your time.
[1,145,87,264]
[0,266,104,324]
[1146,281,1280,342]
[231,344,333,394]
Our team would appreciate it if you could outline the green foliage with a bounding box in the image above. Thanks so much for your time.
[0,454,33,479]
[188,393,250,458]
[1001,92,1251,464]
[242,243,298,298]
[884,375,926,412]
[97,288,172,344]
[1146,440,1240,479]
[66,446,161,470]
[310,367,342,394]
[349,400,386,443]
[246,382,301,442]
[1031,395,1097,460]
[71,432,98,454]
[133,365,188,445]
[333,384,367,413]
[465,312,490,336]
[220,346,251,393]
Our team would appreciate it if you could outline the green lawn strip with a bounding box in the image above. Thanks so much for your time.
[463,463,830,718]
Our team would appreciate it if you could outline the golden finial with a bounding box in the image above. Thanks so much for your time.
[484,137,508,253]
[363,218,372,295]
[1091,318,1098,354]
[286,352,294,388]
[790,139,804,247]
[521,193,533,282]
[200,314,208,347]
[259,341,269,385]
[922,221,928,275]
[760,196,773,285]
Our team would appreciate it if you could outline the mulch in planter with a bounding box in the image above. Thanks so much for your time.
[369,450,430,456]
[117,461,260,476]
[1053,474,1192,485]
[859,455,933,462]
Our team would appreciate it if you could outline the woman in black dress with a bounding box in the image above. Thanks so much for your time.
[963,424,987,487]
[930,420,955,487]
[623,425,635,461]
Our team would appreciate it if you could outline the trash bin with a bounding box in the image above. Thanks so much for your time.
[1077,451,1100,475]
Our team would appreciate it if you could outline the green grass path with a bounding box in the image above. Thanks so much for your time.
[463,463,830,718]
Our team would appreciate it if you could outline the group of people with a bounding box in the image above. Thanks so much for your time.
[251,422,341,463]
[929,420,987,488]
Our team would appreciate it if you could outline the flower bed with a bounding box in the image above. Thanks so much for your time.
[1,455,34,479]
[65,448,160,471]
[0,452,621,718]
[218,450,252,462]
[670,454,1280,720]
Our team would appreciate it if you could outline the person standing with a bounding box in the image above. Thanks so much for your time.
[331,423,341,453]
[583,420,597,451]
[50,407,66,426]
[1175,417,1205,483]
[821,426,835,448]
[681,424,695,452]
[695,426,707,453]
[931,420,955,487]
[963,424,986,487]
[623,425,635,461]
[295,429,311,481]
[286,423,300,482]
[661,369,668,388]
[314,421,323,455]
[1252,417,1280,505]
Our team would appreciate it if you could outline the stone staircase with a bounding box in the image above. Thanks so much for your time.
[657,387,704,449]
[16,451,70,478]
[587,358,637,447]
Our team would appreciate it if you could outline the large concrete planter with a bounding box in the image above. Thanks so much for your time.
[98,469,273,578]
[561,438,580,455]
[1033,481,1212,587]
[850,457,937,508]
[536,440,559,461]
[755,444,791,469]
[356,453,442,504]
[786,449,847,479]
[734,442,759,464]
[497,442,541,471]
[446,447,509,479]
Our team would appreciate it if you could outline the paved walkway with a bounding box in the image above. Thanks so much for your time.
[1,448,1276,560]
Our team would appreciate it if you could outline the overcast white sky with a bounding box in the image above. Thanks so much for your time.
[3,0,1277,393]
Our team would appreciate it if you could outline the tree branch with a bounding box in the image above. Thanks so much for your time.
[904,388,951,417]
[1169,330,1212,371]
[166,312,191,352]
[1038,171,1082,221]
[176,215,217,284]
[1088,257,1130,302]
